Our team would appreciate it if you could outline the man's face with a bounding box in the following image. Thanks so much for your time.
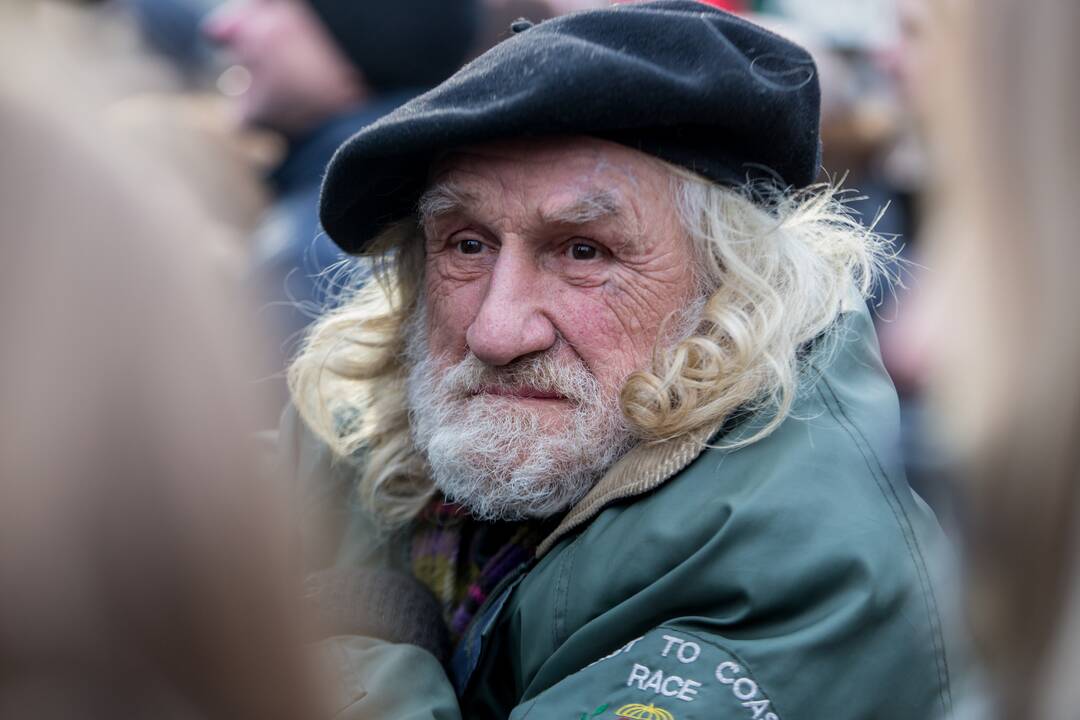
[202,0,362,132]
[406,136,698,520]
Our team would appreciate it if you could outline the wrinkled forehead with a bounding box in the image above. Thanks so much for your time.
[422,135,674,228]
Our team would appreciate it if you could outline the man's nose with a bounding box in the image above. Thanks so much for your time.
[201,0,247,45]
[465,249,556,367]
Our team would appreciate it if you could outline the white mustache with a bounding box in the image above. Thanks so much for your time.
[439,349,603,407]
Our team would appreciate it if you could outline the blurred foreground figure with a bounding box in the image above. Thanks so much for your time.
[285,3,968,718]
[203,0,479,414]
[0,11,317,719]
[924,1,1080,718]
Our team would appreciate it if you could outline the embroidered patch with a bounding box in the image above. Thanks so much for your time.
[615,702,676,720]
[578,703,609,720]
[625,663,703,702]
[585,628,781,719]
[510,626,781,720]
[715,661,779,720]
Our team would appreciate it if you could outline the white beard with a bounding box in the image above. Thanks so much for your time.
[404,307,634,521]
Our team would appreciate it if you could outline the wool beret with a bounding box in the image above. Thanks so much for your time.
[320,0,821,255]
[305,0,480,92]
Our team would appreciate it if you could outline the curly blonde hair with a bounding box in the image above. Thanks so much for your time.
[288,168,887,527]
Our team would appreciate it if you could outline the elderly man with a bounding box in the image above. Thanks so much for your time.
[283,2,963,718]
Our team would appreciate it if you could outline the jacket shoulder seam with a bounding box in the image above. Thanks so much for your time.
[815,375,953,715]
[552,538,581,648]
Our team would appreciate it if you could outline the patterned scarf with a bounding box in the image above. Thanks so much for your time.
[410,497,552,642]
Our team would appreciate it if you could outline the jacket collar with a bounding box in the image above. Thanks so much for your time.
[536,418,723,557]
[535,295,864,558]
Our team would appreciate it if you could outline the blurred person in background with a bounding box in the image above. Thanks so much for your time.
[31,0,277,280]
[869,0,959,520]
[546,0,605,13]
[0,8,318,718]
[203,0,479,418]
[922,0,1080,717]
[126,0,220,81]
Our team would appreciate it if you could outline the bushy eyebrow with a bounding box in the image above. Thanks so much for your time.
[417,180,478,229]
[419,180,625,230]
[538,189,623,226]
[542,189,644,254]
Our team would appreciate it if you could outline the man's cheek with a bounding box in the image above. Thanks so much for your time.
[554,299,642,391]
[565,293,656,371]
[601,275,684,359]
[425,281,481,348]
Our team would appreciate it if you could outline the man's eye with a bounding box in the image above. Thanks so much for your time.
[569,242,598,261]
[457,238,484,254]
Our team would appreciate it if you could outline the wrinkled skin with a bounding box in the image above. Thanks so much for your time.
[420,136,698,435]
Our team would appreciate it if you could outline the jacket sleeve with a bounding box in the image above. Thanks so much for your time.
[318,636,462,720]
[278,406,463,719]
[320,627,783,720]
[505,625,784,720]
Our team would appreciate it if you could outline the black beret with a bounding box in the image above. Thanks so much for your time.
[320,0,821,255]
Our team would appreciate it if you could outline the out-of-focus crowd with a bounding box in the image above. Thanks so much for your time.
[2,0,1077,717]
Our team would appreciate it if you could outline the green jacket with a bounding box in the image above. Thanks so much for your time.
[281,305,964,719]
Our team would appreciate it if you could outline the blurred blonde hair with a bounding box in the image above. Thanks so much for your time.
[0,9,317,718]
[924,1,1080,717]
[289,169,886,529]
